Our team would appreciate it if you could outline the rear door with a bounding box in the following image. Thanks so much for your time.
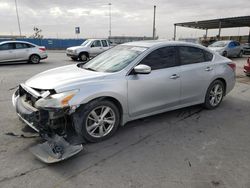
[127,46,181,117]
[101,40,110,51]
[14,43,30,61]
[0,43,16,62]
[178,46,215,105]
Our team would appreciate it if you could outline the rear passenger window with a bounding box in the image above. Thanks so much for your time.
[204,51,213,61]
[179,46,205,65]
[140,47,177,70]
[101,40,108,47]
[15,43,26,49]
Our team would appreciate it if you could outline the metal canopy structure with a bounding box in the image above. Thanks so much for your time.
[174,16,250,40]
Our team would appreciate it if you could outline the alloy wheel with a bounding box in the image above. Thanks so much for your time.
[86,106,116,138]
[209,84,223,107]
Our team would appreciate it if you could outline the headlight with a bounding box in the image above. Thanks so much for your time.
[73,50,77,54]
[35,90,79,108]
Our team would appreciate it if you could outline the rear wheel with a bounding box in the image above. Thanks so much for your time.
[203,80,225,109]
[29,54,40,64]
[237,50,243,58]
[76,100,120,142]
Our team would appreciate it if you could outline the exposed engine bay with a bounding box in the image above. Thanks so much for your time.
[12,84,85,163]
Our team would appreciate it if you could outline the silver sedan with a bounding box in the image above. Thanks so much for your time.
[0,41,47,64]
[13,41,235,143]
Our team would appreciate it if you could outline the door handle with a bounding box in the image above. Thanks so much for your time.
[205,67,213,71]
[169,74,180,79]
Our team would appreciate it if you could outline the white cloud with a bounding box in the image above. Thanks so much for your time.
[0,0,249,39]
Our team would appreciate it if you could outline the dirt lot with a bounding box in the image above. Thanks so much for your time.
[0,52,250,188]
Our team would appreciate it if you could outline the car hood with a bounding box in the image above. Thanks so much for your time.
[67,46,86,50]
[208,47,224,51]
[25,65,107,91]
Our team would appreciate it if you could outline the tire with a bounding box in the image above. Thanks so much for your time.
[79,53,88,61]
[237,50,243,58]
[71,57,78,61]
[29,54,40,64]
[74,100,120,142]
[203,80,225,110]
[222,51,227,57]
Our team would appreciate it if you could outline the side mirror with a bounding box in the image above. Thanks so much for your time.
[133,64,151,74]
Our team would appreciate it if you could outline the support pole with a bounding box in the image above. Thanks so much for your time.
[15,0,22,36]
[174,24,176,41]
[108,3,112,38]
[205,29,208,38]
[152,5,156,39]
[218,21,221,39]
[248,28,250,43]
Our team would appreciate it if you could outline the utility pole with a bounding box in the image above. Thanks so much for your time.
[108,3,112,38]
[15,0,22,36]
[152,5,156,39]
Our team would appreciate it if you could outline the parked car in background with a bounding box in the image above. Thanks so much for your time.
[208,40,243,58]
[0,41,47,64]
[244,57,250,76]
[242,43,250,54]
[13,41,236,145]
[66,39,111,61]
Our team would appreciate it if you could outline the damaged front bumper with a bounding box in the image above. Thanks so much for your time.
[12,84,84,163]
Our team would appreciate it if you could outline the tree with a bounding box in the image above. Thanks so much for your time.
[29,27,43,38]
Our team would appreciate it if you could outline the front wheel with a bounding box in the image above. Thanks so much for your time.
[76,100,120,142]
[79,53,88,61]
[222,51,227,57]
[203,80,225,109]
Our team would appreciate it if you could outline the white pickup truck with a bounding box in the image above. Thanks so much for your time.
[66,39,111,61]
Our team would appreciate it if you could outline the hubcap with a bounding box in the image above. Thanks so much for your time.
[31,55,39,63]
[86,106,115,138]
[81,54,87,61]
[209,84,223,106]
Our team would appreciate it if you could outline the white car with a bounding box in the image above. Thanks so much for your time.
[0,41,47,64]
[66,39,111,61]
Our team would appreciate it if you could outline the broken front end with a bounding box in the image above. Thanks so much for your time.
[12,84,84,163]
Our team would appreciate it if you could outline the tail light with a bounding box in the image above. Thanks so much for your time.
[39,47,46,52]
[228,62,236,71]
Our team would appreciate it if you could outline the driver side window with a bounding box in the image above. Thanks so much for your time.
[139,47,177,70]
[91,40,101,48]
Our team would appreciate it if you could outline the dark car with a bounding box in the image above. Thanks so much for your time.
[243,43,250,55]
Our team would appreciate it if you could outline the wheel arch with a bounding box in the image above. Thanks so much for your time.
[211,77,227,96]
[29,53,41,60]
[80,96,124,125]
[78,51,89,58]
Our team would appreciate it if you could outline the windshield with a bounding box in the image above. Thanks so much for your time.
[209,41,228,47]
[81,40,91,46]
[81,45,147,73]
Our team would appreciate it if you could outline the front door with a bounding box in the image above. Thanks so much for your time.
[89,40,103,57]
[0,43,16,62]
[127,46,181,117]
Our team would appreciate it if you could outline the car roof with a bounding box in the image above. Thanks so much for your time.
[121,40,206,49]
[0,40,36,46]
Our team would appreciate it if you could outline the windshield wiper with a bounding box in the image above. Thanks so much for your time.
[83,67,97,72]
